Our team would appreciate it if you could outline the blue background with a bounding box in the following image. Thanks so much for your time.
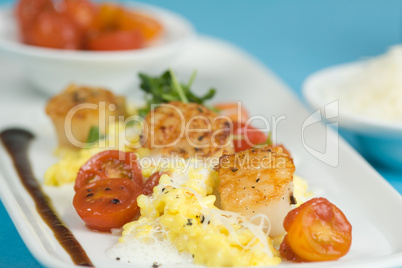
[1,0,402,266]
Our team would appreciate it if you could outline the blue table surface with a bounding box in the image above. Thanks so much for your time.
[0,0,401,267]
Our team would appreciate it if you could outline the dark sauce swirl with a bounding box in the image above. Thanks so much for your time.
[0,128,93,267]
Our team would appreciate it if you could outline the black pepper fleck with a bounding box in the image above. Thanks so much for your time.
[86,193,93,197]
[111,199,120,204]
[72,91,80,102]
[105,188,111,191]
[290,195,297,205]
[231,167,238,172]
[256,178,260,183]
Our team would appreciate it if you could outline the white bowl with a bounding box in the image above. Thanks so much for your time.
[303,61,402,170]
[0,2,195,95]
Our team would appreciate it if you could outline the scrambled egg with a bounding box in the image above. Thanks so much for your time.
[44,147,101,185]
[111,159,282,267]
[293,174,314,205]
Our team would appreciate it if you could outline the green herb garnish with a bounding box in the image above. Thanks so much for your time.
[86,126,104,144]
[260,132,273,147]
[138,69,216,117]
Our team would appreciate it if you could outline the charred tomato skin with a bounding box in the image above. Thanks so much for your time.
[73,178,142,232]
[142,171,165,196]
[280,197,352,262]
[74,150,142,192]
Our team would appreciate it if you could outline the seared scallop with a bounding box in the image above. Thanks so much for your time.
[141,101,233,159]
[216,145,295,237]
[46,84,126,149]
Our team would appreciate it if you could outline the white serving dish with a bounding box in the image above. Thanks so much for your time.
[0,36,402,267]
[0,2,195,95]
[303,61,402,169]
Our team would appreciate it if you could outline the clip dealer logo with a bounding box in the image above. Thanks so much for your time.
[301,101,339,167]
[63,100,340,167]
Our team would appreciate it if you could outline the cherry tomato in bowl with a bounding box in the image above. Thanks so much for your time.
[28,10,82,49]
[15,0,55,42]
[73,178,142,232]
[85,2,162,51]
[280,197,352,262]
[60,0,97,31]
[91,2,123,32]
[86,30,144,51]
[14,0,163,51]
[118,10,163,42]
[74,150,142,191]
[7,0,194,95]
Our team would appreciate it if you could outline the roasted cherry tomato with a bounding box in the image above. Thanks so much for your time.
[117,11,163,42]
[60,0,96,31]
[28,10,82,49]
[280,197,352,262]
[91,3,122,31]
[86,30,144,51]
[74,150,142,191]
[73,178,142,231]
[232,122,267,152]
[15,0,54,42]
[15,0,162,51]
[279,235,300,262]
[214,102,249,124]
[142,171,165,196]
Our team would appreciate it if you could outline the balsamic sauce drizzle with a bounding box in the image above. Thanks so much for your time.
[0,128,93,267]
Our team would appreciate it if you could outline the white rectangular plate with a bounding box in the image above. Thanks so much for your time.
[0,36,402,268]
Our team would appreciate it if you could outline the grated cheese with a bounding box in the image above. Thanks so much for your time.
[329,45,402,123]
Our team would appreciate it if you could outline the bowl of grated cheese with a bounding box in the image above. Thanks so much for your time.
[303,45,402,170]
